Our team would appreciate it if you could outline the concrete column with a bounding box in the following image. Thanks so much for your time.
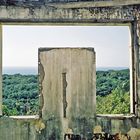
[129,23,136,115]
[129,21,140,116]
[136,20,140,116]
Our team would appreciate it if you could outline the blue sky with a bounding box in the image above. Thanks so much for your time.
[2,25,130,68]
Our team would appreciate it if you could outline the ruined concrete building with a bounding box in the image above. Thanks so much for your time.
[0,0,140,140]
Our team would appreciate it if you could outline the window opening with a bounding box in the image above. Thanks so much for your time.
[2,25,131,116]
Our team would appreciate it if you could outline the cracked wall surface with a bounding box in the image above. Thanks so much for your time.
[38,48,96,140]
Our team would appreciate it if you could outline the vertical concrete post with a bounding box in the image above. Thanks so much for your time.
[130,21,139,115]
[0,24,2,116]
[129,25,134,114]
[129,22,137,115]
[136,20,140,116]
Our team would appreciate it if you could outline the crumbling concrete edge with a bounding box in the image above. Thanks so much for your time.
[38,50,45,119]
[38,47,95,53]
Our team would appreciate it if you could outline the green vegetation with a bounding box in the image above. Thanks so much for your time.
[2,74,38,116]
[2,69,130,116]
[96,69,130,114]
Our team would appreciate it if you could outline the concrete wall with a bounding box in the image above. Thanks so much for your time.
[0,116,39,140]
[38,48,96,139]
[0,115,139,140]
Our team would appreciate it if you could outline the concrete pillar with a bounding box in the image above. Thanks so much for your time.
[136,20,140,116]
[130,21,139,115]
[38,48,96,139]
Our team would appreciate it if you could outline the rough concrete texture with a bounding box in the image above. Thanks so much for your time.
[0,116,39,140]
[0,0,140,23]
[38,48,96,139]
[0,0,140,8]
[0,5,140,22]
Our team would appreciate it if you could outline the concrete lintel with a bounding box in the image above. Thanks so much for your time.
[0,0,140,9]
[46,0,140,9]
[0,19,133,24]
[0,5,137,23]
[38,47,95,53]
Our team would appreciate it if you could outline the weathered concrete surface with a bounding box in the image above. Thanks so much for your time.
[0,116,40,140]
[47,0,140,9]
[38,48,96,139]
[0,0,139,23]
[1,0,140,8]
[0,5,139,22]
[0,116,140,140]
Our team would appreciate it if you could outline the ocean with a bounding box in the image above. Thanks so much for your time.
[3,67,38,75]
[3,67,129,75]
[96,67,129,71]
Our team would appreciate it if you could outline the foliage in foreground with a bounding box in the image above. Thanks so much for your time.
[96,88,130,114]
[96,69,130,114]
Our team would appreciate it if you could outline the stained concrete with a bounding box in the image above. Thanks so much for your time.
[0,5,139,22]
[38,48,96,139]
[0,116,38,140]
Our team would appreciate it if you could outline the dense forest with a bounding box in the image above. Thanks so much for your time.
[2,74,39,115]
[2,69,130,116]
[96,69,130,114]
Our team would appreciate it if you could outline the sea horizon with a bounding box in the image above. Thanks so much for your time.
[3,67,38,75]
[2,66,129,75]
[96,66,129,71]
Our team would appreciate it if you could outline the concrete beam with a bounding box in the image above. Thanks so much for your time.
[47,0,140,9]
[0,5,138,23]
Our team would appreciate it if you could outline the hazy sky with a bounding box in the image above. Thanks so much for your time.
[3,25,130,68]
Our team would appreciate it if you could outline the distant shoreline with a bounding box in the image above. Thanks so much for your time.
[3,67,129,75]
[3,67,38,75]
[96,67,129,71]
